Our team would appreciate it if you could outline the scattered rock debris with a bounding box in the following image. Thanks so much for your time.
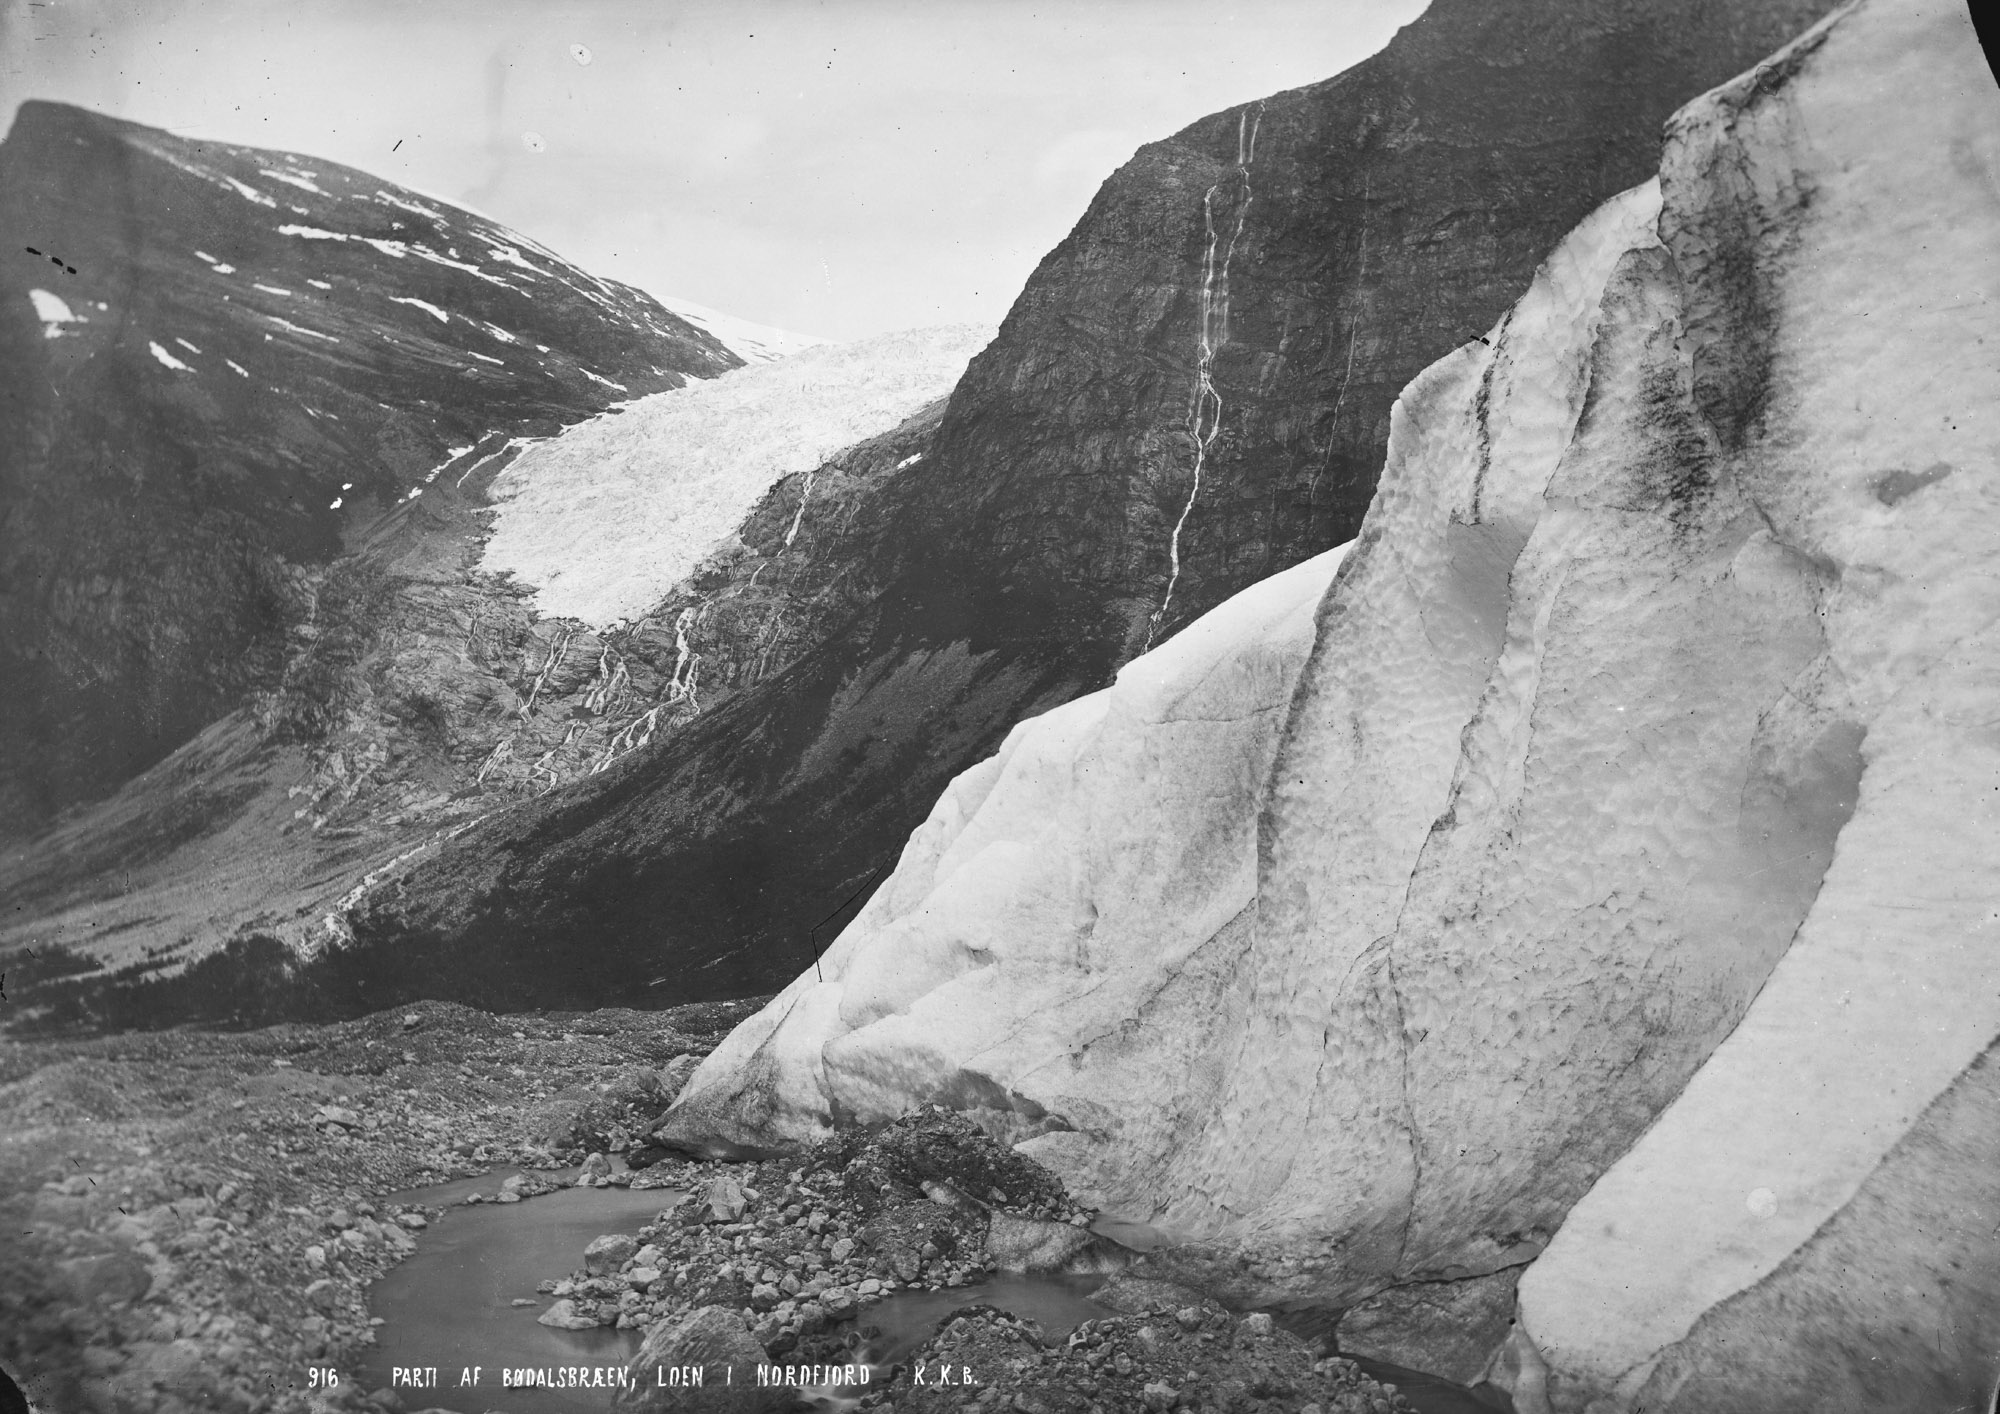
[0,998,758,1414]
[4,1016,1446,1414]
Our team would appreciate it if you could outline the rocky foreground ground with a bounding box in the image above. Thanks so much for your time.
[0,1000,757,1412]
[1,1004,1457,1414]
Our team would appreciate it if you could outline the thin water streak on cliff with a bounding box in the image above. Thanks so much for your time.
[1148,102,1265,650]
[784,470,819,547]
[666,603,705,712]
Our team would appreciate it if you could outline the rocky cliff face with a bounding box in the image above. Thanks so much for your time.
[660,2,2000,1408]
[0,101,736,837]
[310,0,1839,1018]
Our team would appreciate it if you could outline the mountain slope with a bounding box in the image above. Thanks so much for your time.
[322,0,1841,1016]
[0,319,992,1027]
[0,100,737,837]
[660,2,2000,1407]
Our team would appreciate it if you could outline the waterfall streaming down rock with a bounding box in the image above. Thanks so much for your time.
[783,470,819,548]
[665,605,705,713]
[1148,103,1265,650]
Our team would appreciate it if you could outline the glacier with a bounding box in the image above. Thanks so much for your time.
[479,324,994,626]
[658,1,2000,1406]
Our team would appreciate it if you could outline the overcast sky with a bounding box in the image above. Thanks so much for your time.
[2,0,1426,341]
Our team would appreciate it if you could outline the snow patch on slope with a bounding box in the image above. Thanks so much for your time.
[28,288,80,337]
[480,323,992,625]
[388,296,449,324]
[147,340,192,371]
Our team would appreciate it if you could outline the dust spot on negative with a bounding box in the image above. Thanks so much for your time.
[521,131,547,154]
[569,43,593,66]
[1871,461,1954,505]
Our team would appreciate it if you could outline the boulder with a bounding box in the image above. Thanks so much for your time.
[614,1305,785,1411]
[585,1233,639,1276]
[704,1176,747,1223]
[625,1141,673,1170]
[303,1279,339,1313]
[57,1251,153,1307]
[661,1053,702,1098]
[984,1215,1113,1275]
[536,1299,600,1331]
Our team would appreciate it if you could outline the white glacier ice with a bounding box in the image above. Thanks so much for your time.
[480,323,993,625]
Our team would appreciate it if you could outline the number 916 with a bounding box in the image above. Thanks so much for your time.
[308,1368,341,1388]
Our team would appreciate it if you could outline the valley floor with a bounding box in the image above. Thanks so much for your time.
[0,1006,1468,1414]
[0,1001,757,1413]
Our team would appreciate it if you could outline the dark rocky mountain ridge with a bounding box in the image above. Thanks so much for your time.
[0,100,738,839]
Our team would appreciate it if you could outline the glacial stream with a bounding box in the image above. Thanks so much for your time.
[360,1177,1508,1414]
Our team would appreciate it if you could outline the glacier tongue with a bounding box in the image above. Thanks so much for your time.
[659,0,1999,1405]
[661,538,1349,1159]
[479,323,992,626]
